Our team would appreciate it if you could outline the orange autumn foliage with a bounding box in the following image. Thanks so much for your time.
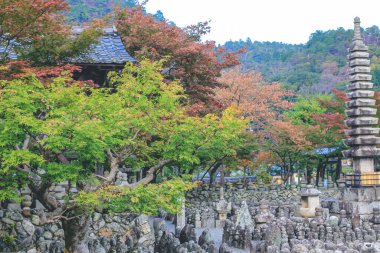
[115,7,243,114]
[215,68,292,124]
[311,88,347,139]
[267,120,313,148]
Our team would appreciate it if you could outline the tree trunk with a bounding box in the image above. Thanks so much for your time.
[316,160,322,186]
[321,162,326,184]
[243,167,247,187]
[297,167,300,185]
[336,158,342,180]
[63,214,91,253]
[306,165,313,184]
[209,163,221,188]
[290,172,295,185]
[152,169,159,183]
[220,165,225,189]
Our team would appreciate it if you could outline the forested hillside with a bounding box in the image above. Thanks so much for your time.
[66,0,166,23]
[66,0,136,22]
[222,26,380,94]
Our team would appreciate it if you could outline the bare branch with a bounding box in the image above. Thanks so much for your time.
[105,149,119,183]
[126,159,172,189]
[117,129,140,161]
[56,153,70,164]
[22,134,31,150]
[95,174,108,181]
[39,205,78,225]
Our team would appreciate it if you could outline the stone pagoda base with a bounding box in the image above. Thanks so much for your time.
[342,187,380,216]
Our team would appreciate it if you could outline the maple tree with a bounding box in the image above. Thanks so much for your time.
[309,89,347,146]
[214,67,298,182]
[0,0,102,66]
[282,90,349,184]
[114,7,242,114]
[260,120,315,183]
[215,68,292,125]
[0,60,248,251]
[0,60,85,83]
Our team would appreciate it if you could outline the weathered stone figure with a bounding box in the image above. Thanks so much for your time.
[343,17,380,173]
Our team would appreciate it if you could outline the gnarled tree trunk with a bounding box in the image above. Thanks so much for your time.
[62,214,91,253]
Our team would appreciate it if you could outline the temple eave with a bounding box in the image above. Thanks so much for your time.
[344,136,380,146]
[344,128,380,136]
[345,117,379,127]
[346,82,373,90]
[342,148,380,158]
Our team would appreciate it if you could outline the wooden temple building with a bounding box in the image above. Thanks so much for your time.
[0,26,136,85]
[69,26,136,85]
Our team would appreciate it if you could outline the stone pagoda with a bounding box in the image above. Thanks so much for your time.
[343,17,380,173]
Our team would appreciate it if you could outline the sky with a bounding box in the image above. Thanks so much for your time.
[145,0,380,45]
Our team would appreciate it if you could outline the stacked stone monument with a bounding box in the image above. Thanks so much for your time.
[342,17,380,216]
[343,17,380,172]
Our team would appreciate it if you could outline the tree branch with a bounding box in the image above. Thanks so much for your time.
[126,159,172,189]
[22,134,31,150]
[56,153,70,164]
[117,129,140,161]
[105,149,119,183]
[200,155,227,181]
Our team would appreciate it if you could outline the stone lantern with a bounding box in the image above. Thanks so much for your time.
[299,185,321,218]
[215,187,231,228]
[343,17,380,173]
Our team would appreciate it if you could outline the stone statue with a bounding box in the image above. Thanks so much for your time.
[236,201,254,230]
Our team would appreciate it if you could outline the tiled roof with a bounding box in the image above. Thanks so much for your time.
[69,26,136,65]
[0,27,136,65]
[315,147,338,155]
[0,45,18,60]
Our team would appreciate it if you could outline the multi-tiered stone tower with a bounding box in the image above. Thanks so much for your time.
[343,17,380,173]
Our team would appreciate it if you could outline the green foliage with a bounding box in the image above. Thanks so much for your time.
[0,59,248,218]
[0,60,183,194]
[66,0,142,23]
[0,0,102,65]
[0,232,16,251]
[161,106,248,169]
[19,24,103,66]
[256,169,272,186]
[0,172,27,201]
[285,97,326,125]
[342,167,354,174]
[75,178,197,215]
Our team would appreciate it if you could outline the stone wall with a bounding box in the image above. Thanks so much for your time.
[3,181,378,253]
[0,206,154,253]
[185,182,342,229]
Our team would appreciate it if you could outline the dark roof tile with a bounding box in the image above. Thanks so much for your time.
[69,26,136,64]
[1,27,136,65]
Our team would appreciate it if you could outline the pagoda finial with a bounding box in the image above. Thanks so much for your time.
[353,17,362,42]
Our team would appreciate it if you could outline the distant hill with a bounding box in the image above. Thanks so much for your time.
[222,26,380,95]
[66,0,135,22]
[66,0,166,23]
